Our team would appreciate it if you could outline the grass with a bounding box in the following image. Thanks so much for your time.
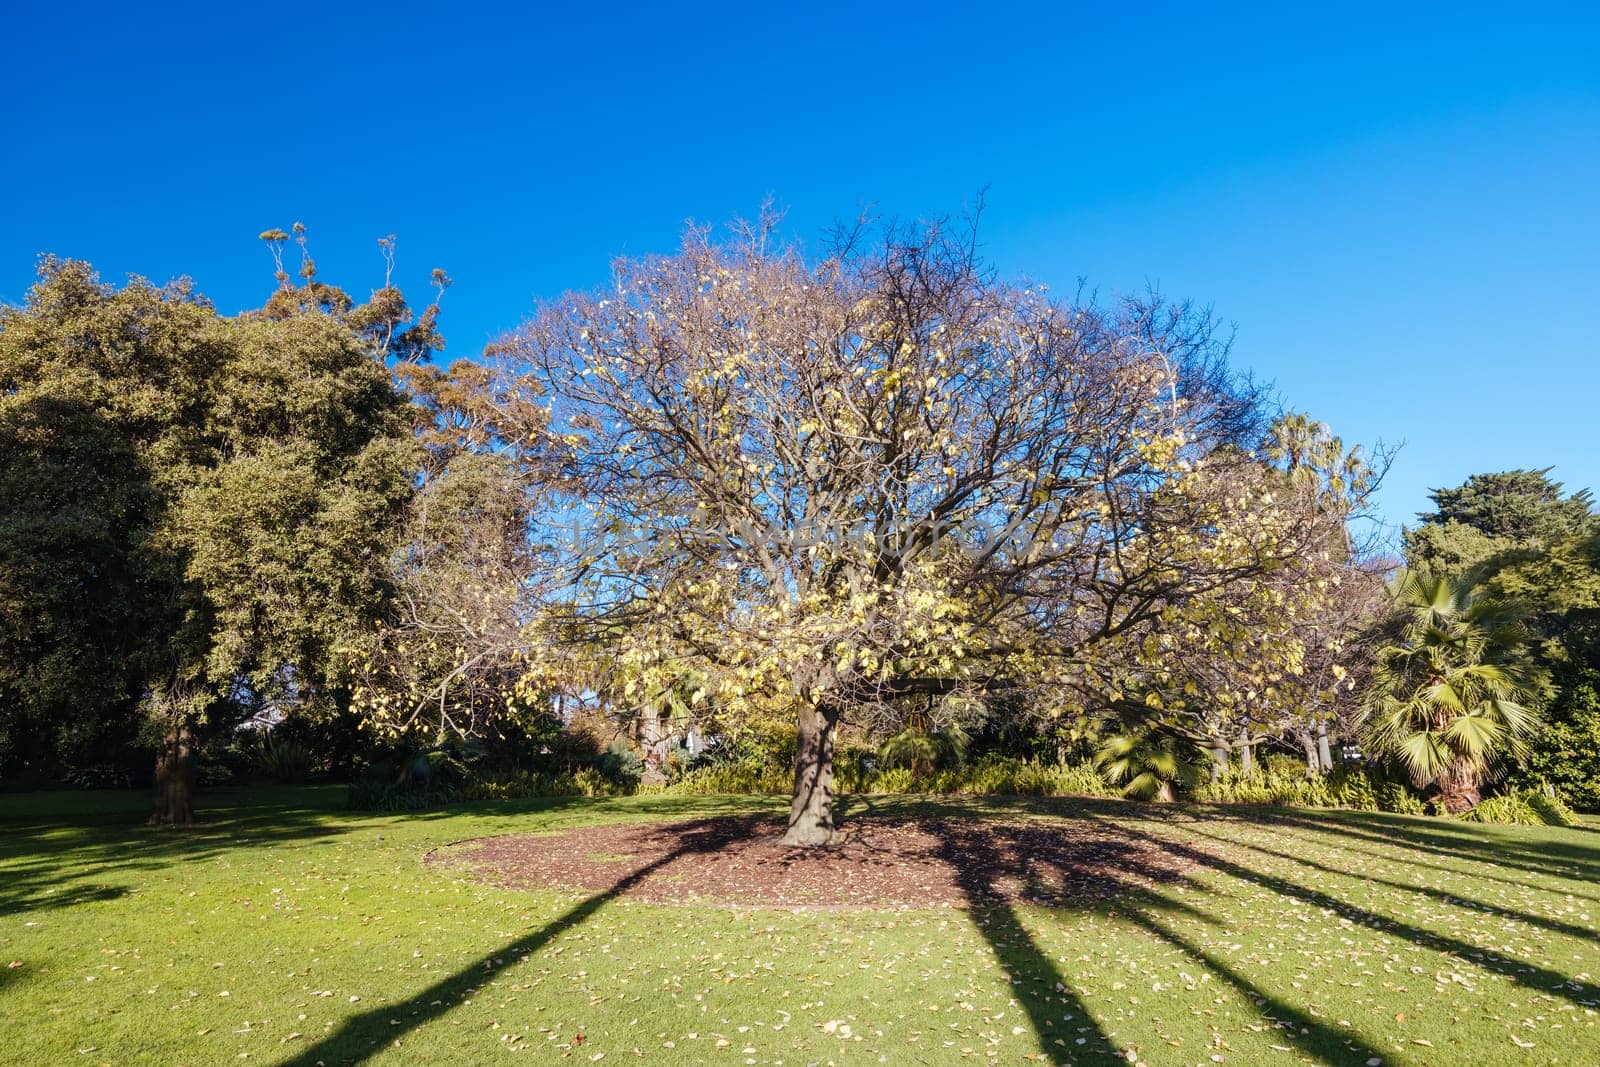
[1,788,1597,1066]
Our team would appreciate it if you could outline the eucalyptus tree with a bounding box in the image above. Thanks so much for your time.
[505,215,1312,845]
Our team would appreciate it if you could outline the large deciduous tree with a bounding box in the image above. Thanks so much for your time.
[507,217,1301,845]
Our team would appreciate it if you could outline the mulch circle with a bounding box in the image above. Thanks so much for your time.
[425,814,1195,910]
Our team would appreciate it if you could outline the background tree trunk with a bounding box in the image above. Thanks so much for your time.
[1209,744,1230,781]
[1238,733,1255,776]
[1315,722,1335,773]
[783,700,841,846]
[1302,734,1321,778]
[150,719,195,826]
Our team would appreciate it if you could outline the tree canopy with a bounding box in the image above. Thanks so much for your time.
[4,218,1595,829]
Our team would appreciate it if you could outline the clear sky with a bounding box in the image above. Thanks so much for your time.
[4,2,1597,534]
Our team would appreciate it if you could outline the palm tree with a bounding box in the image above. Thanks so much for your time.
[1363,571,1541,812]
[1095,727,1202,802]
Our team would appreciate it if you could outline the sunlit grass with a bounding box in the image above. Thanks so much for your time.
[2,788,1596,1065]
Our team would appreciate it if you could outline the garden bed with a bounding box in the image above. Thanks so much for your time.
[425,814,1196,909]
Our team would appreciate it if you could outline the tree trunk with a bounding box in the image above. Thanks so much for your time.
[1209,744,1230,782]
[638,702,668,785]
[150,719,196,826]
[1315,722,1334,773]
[1302,733,1321,778]
[1438,765,1482,814]
[783,699,842,847]
[1237,732,1255,776]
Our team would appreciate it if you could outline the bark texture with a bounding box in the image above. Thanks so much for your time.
[1302,734,1321,778]
[783,700,842,846]
[637,702,669,785]
[150,719,196,826]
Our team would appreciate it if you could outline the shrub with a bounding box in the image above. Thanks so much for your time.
[833,752,872,793]
[1265,773,1333,808]
[1462,787,1577,827]
[253,735,313,784]
[1513,687,1600,812]
[346,764,634,810]
[1095,730,1201,802]
[1263,752,1310,780]
[1460,792,1542,826]
[878,727,969,774]
[1375,780,1426,815]
[960,755,1022,795]
[868,767,916,794]
[1041,761,1118,799]
[594,738,643,788]
[1193,770,1275,805]
[1327,765,1381,811]
[64,763,133,789]
[1526,789,1578,827]
[663,759,790,795]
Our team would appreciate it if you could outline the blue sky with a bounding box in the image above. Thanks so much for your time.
[4,2,1597,533]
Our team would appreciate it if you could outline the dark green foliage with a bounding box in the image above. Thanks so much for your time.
[1262,752,1309,780]
[878,726,968,773]
[1363,572,1542,811]
[1404,471,1600,810]
[661,759,792,795]
[594,737,644,786]
[1416,469,1595,545]
[344,729,645,811]
[0,257,420,816]
[253,735,315,784]
[1512,611,1600,809]
[1095,729,1203,801]
[1517,693,1600,810]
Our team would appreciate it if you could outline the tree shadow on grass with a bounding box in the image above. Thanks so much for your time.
[1238,806,1600,886]
[0,788,776,921]
[860,796,1600,1062]
[1184,823,1600,944]
[908,811,1385,1065]
[274,816,768,1067]
[0,795,360,920]
[1115,904,1383,1064]
[1082,812,1600,1013]
[832,795,1125,1060]
[930,820,1137,1061]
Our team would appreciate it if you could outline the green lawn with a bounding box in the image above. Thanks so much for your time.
[1,788,1596,1066]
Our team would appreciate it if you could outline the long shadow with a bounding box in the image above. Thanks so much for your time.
[1185,824,1600,943]
[0,788,774,922]
[275,816,765,1067]
[1118,906,1383,1064]
[0,797,361,919]
[1239,807,1600,885]
[1084,813,1600,1011]
[913,806,1390,1066]
[0,882,129,917]
[1270,826,1600,904]
[922,818,1130,1061]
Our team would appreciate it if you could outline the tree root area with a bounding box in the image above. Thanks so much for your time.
[426,815,1194,909]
